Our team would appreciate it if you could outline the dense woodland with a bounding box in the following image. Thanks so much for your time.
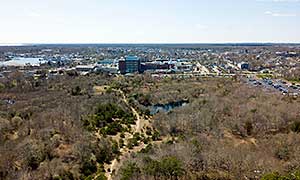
[1,72,300,180]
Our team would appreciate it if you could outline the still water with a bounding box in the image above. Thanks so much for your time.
[0,57,45,66]
[150,100,189,115]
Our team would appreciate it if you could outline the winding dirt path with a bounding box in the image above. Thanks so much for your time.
[93,88,168,180]
[98,89,148,180]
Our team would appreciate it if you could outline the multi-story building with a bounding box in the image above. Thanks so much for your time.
[125,56,140,73]
[119,56,141,74]
[119,56,140,74]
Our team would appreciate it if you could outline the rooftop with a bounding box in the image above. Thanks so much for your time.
[126,56,139,61]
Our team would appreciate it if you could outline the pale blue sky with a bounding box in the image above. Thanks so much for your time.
[0,0,299,43]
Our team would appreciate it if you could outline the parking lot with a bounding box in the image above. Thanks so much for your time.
[247,77,299,96]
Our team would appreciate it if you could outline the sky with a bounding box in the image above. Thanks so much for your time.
[0,0,299,44]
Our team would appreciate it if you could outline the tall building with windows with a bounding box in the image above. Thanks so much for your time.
[118,55,141,74]
[121,56,140,74]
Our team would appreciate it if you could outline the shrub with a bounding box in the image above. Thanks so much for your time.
[275,146,290,161]
[120,162,141,180]
[80,160,97,177]
[138,94,151,106]
[143,157,161,177]
[139,144,153,154]
[151,130,160,141]
[127,138,139,149]
[143,156,184,179]
[119,138,125,148]
[160,156,185,178]
[120,132,125,138]
[142,137,150,144]
[71,86,82,96]
[133,133,141,141]
[244,121,253,136]
[111,141,120,155]
[95,144,113,164]
[85,103,136,129]
[145,127,152,136]
[143,109,151,116]
[100,122,123,135]
[25,154,44,170]
[261,171,300,180]
[291,121,300,133]
[94,173,107,180]
[24,144,46,170]
[0,83,5,92]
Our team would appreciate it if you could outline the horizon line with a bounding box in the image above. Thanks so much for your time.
[1,42,300,46]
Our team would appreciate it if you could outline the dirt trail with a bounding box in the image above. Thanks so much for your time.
[118,90,143,134]
[93,89,166,180]
[95,89,148,180]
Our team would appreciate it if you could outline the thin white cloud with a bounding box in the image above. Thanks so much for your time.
[195,24,208,30]
[23,8,42,18]
[28,12,41,17]
[264,11,297,17]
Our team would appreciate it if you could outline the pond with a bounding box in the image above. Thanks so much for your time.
[149,100,189,115]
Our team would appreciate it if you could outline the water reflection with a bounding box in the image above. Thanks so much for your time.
[149,100,189,115]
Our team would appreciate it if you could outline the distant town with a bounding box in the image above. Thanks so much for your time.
[1,44,300,96]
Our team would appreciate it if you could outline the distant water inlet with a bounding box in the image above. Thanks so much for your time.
[0,57,45,67]
[149,100,189,115]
